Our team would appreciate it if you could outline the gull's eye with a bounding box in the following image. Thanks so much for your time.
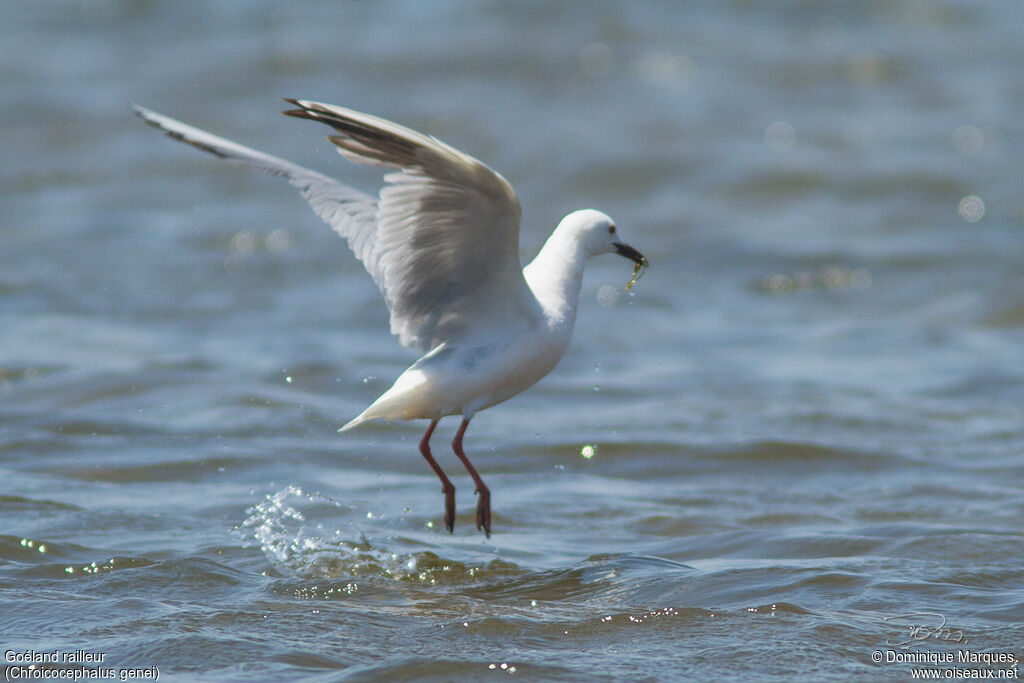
[608,225,616,235]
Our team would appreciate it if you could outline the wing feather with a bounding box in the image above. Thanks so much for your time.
[135,101,535,351]
[132,104,379,270]
[283,99,532,349]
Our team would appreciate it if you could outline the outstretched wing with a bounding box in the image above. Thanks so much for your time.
[133,105,379,261]
[134,101,535,351]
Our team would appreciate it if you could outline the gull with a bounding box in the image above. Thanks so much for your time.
[133,100,648,537]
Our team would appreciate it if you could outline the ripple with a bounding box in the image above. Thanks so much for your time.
[0,495,82,513]
[982,298,1024,328]
[0,534,69,561]
[62,455,257,484]
[0,363,65,384]
[720,169,825,199]
[34,556,157,580]
[0,533,158,580]
[718,440,888,468]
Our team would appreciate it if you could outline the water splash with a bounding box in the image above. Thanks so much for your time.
[240,486,521,584]
[240,485,377,574]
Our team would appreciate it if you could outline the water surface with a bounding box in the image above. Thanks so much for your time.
[2,1,1023,680]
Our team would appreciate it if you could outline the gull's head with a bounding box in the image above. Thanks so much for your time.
[558,209,648,268]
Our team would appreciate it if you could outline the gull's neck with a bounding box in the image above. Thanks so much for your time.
[523,228,590,328]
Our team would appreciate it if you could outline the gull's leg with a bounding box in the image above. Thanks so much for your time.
[451,418,491,537]
[419,420,455,533]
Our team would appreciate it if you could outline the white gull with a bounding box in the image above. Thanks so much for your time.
[133,100,648,537]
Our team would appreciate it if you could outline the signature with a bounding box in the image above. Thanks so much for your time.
[884,612,967,649]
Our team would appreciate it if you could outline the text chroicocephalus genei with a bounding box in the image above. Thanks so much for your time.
[133,100,648,537]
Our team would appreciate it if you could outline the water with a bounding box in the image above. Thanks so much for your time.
[2,1,1022,680]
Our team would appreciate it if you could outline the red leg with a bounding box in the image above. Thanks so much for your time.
[451,418,491,537]
[419,420,455,533]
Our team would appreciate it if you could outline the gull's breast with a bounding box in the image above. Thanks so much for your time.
[425,320,571,417]
[355,317,572,423]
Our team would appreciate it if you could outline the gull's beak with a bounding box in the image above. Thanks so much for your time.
[613,242,649,267]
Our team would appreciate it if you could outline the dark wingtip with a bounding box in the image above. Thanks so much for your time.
[281,98,312,119]
[130,103,151,122]
[131,105,168,133]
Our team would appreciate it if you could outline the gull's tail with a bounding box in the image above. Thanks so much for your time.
[337,367,435,433]
[337,415,370,433]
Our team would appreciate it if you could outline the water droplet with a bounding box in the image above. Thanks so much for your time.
[266,228,292,253]
[597,284,619,307]
[764,121,795,151]
[230,230,258,254]
[764,273,794,294]
[958,195,985,223]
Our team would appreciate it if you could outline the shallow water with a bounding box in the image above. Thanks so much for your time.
[2,1,1023,680]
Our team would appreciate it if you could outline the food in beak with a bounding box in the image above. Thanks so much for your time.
[614,242,649,291]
